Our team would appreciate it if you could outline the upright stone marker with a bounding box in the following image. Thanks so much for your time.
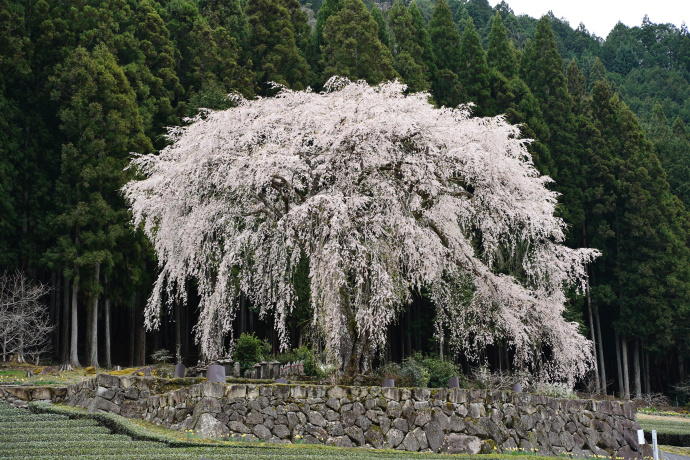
[207,364,225,383]
[174,363,186,378]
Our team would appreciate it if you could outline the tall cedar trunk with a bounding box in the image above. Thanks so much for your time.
[594,305,606,394]
[680,352,685,381]
[644,350,651,393]
[129,291,136,366]
[621,336,630,399]
[60,274,70,364]
[87,261,100,368]
[634,340,642,399]
[136,289,146,366]
[585,275,600,393]
[50,272,57,359]
[615,330,623,397]
[70,274,81,368]
[104,273,111,369]
[104,296,111,369]
[86,291,92,363]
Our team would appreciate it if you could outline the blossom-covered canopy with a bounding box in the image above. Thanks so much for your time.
[124,78,598,382]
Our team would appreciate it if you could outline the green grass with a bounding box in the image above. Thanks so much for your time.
[638,416,690,446]
[0,401,555,460]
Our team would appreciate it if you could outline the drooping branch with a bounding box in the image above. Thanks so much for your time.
[124,78,598,382]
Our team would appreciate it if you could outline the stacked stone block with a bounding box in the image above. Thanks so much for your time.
[20,375,650,459]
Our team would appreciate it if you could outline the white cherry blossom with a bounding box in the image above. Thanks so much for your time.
[124,78,598,383]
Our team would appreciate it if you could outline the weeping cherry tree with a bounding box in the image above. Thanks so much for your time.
[124,78,598,383]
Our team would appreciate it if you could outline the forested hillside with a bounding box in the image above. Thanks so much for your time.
[1,0,690,399]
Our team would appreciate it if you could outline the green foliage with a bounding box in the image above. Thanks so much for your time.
[370,4,389,49]
[246,0,310,93]
[233,332,272,373]
[276,345,320,377]
[487,12,517,78]
[388,0,429,92]
[150,349,173,364]
[458,17,492,115]
[376,359,430,388]
[321,0,398,85]
[414,353,464,388]
[371,353,464,388]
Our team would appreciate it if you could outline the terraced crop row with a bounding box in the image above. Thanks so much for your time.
[1,401,531,460]
[638,417,690,447]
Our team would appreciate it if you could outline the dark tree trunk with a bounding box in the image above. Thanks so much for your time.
[104,296,111,369]
[129,292,136,367]
[104,273,111,369]
[644,348,651,394]
[50,272,57,359]
[585,276,600,394]
[634,340,641,399]
[594,305,606,394]
[621,336,630,400]
[615,330,623,397]
[136,289,146,366]
[87,262,100,368]
[60,274,70,364]
[70,274,81,368]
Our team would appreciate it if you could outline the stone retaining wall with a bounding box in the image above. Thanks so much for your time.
[1,375,651,459]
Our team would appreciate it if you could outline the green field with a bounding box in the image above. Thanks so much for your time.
[638,414,690,447]
[0,401,548,460]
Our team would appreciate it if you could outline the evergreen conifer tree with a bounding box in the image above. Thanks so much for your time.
[246,0,310,93]
[49,44,153,368]
[371,4,390,49]
[409,2,437,84]
[458,17,492,115]
[429,0,464,107]
[388,0,428,92]
[520,17,574,178]
[486,12,518,78]
[309,0,343,85]
[321,0,398,85]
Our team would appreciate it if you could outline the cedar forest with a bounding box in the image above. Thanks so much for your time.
[1,0,690,399]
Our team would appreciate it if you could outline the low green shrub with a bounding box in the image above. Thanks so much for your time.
[275,346,331,378]
[376,358,429,388]
[414,353,466,388]
[369,353,465,388]
[233,332,272,374]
